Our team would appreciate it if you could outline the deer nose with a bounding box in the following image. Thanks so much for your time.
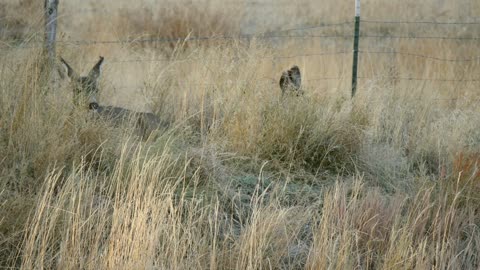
[89,102,99,111]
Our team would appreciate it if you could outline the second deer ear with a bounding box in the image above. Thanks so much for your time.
[60,57,78,79]
[88,56,104,82]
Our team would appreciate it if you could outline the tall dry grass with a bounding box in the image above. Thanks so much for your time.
[13,153,480,269]
[1,0,480,269]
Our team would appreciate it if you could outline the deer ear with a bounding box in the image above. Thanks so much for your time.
[60,57,78,79]
[88,56,104,82]
[289,66,301,89]
[279,71,289,94]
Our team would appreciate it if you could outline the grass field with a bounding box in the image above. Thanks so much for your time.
[1,0,480,269]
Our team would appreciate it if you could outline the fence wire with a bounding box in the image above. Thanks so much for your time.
[2,15,480,87]
[358,51,480,62]
[104,51,349,64]
[361,35,480,41]
[362,19,480,25]
[40,49,480,66]
[4,34,479,49]
[358,76,480,83]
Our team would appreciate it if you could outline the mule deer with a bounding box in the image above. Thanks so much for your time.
[279,65,302,96]
[60,56,166,139]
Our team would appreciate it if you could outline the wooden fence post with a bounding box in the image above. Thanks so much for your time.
[351,0,361,97]
[44,0,59,66]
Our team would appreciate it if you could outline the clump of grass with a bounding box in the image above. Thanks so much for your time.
[307,177,480,269]
[16,144,309,269]
[237,95,361,173]
[0,0,41,42]
[441,151,480,208]
[14,159,480,269]
[111,2,242,53]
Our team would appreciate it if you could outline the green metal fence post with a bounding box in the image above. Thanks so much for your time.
[351,0,361,97]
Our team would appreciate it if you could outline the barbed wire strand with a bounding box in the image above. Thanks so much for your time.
[23,34,351,47]
[105,51,350,63]
[362,19,480,25]
[358,76,480,82]
[109,75,479,91]
[3,39,480,64]
[360,35,480,41]
[359,50,480,62]
[96,51,480,64]
[1,20,353,35]
[262,21,353,34]
[5,32,480,51]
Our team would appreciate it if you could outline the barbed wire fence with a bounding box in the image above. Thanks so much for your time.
[1,0,479,102]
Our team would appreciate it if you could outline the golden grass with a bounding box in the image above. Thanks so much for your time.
[1,0,480,269]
